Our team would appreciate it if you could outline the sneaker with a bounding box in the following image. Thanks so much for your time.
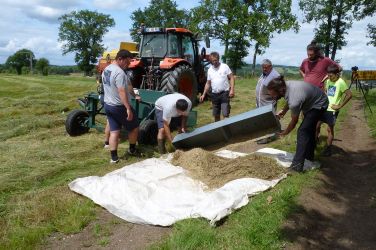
[288,162,304,172]
[110,158,119,164]
[321,146,332,157]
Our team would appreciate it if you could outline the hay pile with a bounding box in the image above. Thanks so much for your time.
[171,148,286,189]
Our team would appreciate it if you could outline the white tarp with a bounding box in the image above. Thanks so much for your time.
[68,148,317,226]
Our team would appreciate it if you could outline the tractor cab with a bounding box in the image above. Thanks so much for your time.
[128,27,209,102]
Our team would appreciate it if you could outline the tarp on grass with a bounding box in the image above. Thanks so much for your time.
[68,148,318,226]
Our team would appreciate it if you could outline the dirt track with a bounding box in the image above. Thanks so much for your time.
[284,99,376,249]
[46,99,376,249]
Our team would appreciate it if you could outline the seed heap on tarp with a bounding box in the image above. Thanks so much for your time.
[172,148,286,189]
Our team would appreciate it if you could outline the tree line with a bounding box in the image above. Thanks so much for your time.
[3,0,376,76]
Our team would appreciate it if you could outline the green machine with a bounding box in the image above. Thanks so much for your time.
[65,89,197,145]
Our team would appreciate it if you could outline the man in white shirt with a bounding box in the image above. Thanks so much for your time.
[199,52,235,122]
[155,93,192,154]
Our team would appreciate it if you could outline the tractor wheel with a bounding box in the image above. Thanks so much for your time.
[138,119,158,145]
[160,65,198,104]
[126,67,145,89]
[65,110,90,136]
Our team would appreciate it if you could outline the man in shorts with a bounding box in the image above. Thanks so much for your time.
[155,93,192,154]
[102,50,139,163]
[318,64,352,156]
[199,52,235,122]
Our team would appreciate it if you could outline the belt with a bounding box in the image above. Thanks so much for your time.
[212,90,228,94]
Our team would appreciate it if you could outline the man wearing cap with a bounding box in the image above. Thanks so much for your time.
[102,49,139,163]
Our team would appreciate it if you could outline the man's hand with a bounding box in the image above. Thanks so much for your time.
[331,104,341,110]
[199,94,205,103]
[135,95,141,102]
[178,127,188,133]
[229,89,235,98]
[126,108,133,121]
[278,130,288,137]
[276,110,286,119]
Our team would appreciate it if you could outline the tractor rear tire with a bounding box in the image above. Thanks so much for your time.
[160,65,197,104]
[138,119,158,145]
[65,110,90,136]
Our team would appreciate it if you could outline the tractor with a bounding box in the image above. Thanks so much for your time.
[65,27,209,144]
[126,27,209,104]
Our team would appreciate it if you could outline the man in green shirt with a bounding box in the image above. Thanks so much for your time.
[318,64,352,156]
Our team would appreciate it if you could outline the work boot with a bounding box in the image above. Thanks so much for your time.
[288,162,304,173]
[158,139,166,154]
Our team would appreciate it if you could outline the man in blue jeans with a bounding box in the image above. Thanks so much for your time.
[267,76,328,172]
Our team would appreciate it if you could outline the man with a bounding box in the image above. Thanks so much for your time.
[102,49,139,163]
[300,40,341,90]
[155,93,192,154]
[255,59,280,144]
[199,52,235,122]
[256,59,280,110]
[318,64,352,156]
[267,76,328,172]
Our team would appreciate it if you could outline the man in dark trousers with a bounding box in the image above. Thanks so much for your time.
[267,76,329,172]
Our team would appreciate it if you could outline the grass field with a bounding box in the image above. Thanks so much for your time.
[0,73,369,249]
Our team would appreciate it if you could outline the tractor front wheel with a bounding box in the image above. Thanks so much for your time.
[160,65,198,104]
[138,119,158,145]
[65,110,90,136]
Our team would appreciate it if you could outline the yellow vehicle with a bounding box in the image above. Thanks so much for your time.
[96,42,138,80]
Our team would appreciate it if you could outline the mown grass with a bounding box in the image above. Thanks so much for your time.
[0,73,356,249]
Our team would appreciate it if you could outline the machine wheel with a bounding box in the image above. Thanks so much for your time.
[138,119,158,145]
[65,110,90,136]
[126,67,145,89]
[160,65,198,104]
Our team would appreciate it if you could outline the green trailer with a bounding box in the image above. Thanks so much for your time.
[65,89,197,145]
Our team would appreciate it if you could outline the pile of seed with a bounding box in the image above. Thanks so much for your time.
[171,148,286,189]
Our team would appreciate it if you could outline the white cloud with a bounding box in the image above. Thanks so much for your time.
[1,0,81,23]
[93,0,132,10]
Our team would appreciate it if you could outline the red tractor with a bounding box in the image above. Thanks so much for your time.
[126,27,209,103]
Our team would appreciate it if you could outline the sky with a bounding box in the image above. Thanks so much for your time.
[0,0,375,70]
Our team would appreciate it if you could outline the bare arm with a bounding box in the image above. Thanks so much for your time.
[279,113,299,136]
[118,87,133,121]
[199,80,211,102]
[163,121,173,142]
[299,69,305,78]
[180,115,188,133]
[331,89,352,110]
[228,73,235,97]
[276,104,289,119]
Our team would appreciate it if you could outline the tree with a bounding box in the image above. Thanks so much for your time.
[5,49,36,75]
[58,10,115,76]
[355,0,376,46]
[130,0,190,43]
[245,0,299,75]
[366,24,376,46]
[299,0,374,60]
[225,37,249,74]
[36,58,50,76]
[190,0,249,65]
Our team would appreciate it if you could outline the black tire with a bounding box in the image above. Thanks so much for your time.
[160,65,198,104]
[65,110,90,136]
[138,119,158,145]
[126,67,145,89]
